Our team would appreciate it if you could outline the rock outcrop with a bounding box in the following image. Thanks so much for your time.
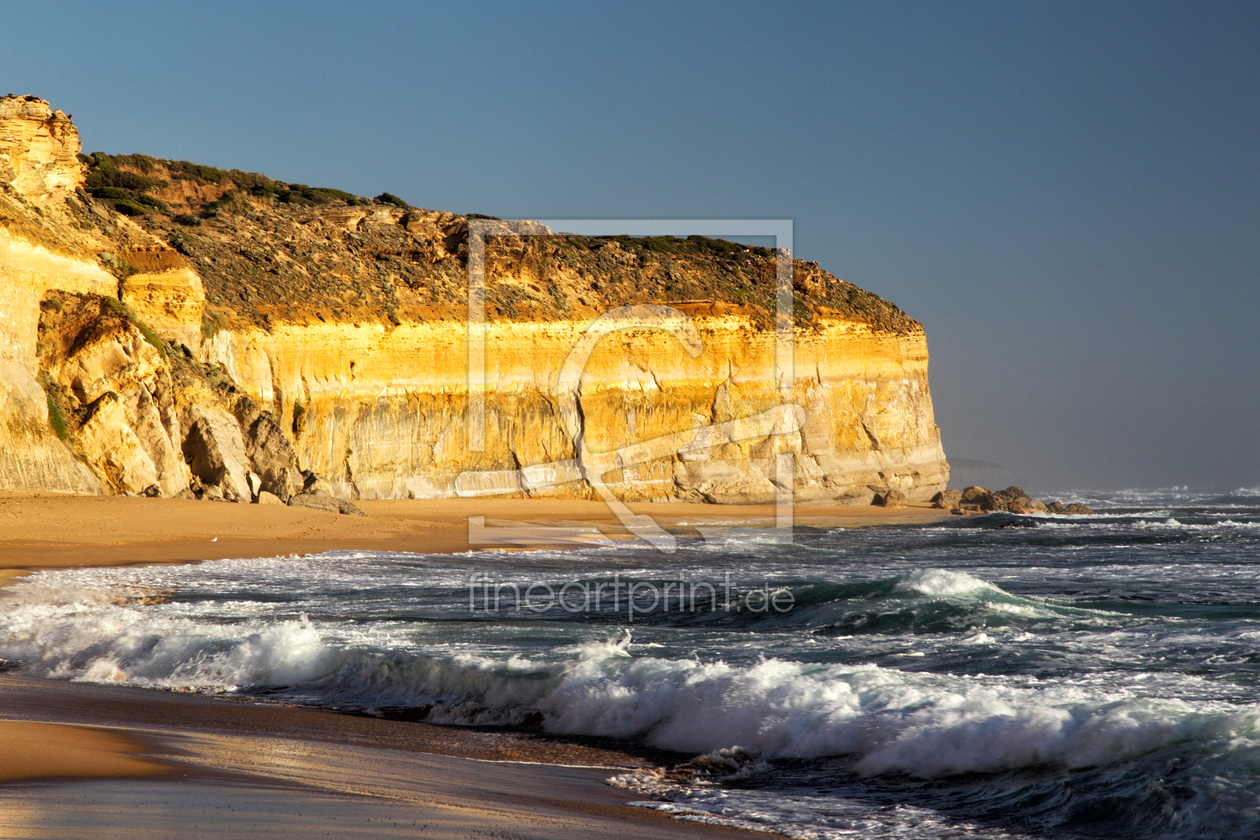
[875,489,908,508]
[1,96,952,506]
[35,289,318,505]
[932,485,1094,515]
[0,95,84,200]
[37,293,186,496]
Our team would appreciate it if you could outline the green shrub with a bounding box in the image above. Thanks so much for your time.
[124,154,159,173]
[202,191,242,215]
[276,184,363,206]
[375,192,410,208]
[83,153,173,218]
[167,160,228,184]
[586,234,762,259]
[173,213,201,226]
[91,187,131,202]
[276,188,310,205]
[85,165,164,195]
[311,186,360,203]
[226,169,274,191]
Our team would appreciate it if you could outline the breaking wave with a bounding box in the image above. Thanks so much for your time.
[1,568,1256,786]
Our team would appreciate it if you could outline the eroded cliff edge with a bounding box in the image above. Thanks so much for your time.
[0,96,948,504]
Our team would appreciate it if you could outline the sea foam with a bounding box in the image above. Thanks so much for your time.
[1,571,1250,780]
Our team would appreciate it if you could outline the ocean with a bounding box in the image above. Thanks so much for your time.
[3,487,1260,840]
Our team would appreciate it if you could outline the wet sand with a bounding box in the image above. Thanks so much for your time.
[0,491,946,837]
[0,672,749,839]
[0,720,173,784]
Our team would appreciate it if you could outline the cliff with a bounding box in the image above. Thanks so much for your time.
[1,96,114,493]
[0,95,948,507]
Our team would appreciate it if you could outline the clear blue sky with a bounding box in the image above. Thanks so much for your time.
[6,0,1257,491]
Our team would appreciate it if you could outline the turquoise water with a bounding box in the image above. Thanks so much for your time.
[3,486,1260,839]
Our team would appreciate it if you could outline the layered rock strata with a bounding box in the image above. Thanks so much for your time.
[202,313,945,503]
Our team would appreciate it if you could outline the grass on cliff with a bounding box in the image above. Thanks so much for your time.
[103,297,168,359]
[200,306,227,342]
[581,234,773,259]
[45,394,69,440]
[80,152,396,221]
[69,152,919,334]
[37,371,71,441]
[376,192,410,208]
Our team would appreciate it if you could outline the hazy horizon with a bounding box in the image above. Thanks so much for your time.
[5,0,1256,492]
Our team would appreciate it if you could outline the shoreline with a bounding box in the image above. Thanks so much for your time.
[0,490,946,577]
[0,492,946,836]
[0,673,757,839]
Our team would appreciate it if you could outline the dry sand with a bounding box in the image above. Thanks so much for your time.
[0,490,944,574]
[0,491,946,837]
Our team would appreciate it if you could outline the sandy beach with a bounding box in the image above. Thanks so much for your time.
[0,492,946,837]
[0,490,944,573]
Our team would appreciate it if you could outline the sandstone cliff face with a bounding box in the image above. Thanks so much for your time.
[203,314,945,503]
[0,96,84,200]
[0,97,116,492]
[119,246,206,350]
[1,96,949,505]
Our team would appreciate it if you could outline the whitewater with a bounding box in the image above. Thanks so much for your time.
[3,485,1260,839]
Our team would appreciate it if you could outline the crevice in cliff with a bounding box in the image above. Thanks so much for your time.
[568,387,591,491]
[343,447,359,500]
[860,417,882,452]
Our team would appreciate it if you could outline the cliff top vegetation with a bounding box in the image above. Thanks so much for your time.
[64,151,921,334]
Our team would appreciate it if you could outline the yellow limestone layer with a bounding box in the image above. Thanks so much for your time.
[0,232,116,492]
[205,312,948,503]
[120,267,206,350]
